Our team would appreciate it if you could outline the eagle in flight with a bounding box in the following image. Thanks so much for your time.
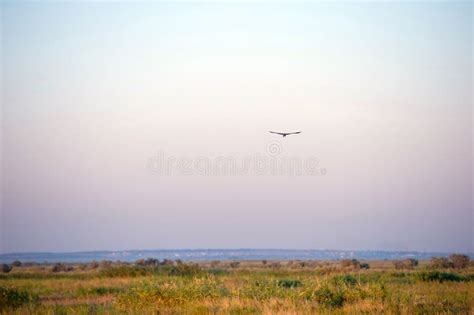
[269,131,302,137]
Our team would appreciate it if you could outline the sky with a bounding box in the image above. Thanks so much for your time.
[1,1,472,253]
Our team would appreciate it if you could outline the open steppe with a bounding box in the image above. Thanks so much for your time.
[1,256,473,314]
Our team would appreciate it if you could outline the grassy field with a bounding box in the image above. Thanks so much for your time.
[1,258,473,314]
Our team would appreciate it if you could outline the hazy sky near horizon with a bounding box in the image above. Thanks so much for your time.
[1,2,472,253]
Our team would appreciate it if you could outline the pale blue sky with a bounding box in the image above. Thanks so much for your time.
[1,1,472,253]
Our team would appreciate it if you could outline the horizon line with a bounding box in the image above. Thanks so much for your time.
[1,248,472,256]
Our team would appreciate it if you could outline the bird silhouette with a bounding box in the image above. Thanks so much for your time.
[269,131,302,138]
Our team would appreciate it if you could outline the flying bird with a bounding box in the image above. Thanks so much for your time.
[269,131,302,137]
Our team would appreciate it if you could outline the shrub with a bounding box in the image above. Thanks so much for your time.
[1,265,12,273]
[0,286,38,311]
[430,257,453,269]
[261,260,267,265]
[136,258,159,267]
[51,263,73,273]
[340,259,360,269]
[278,279,302,288]
[394,258,418,270]
[11,261,22,267]
[449,254,470,269]
[360,263,370,269]
[161,259,175,266]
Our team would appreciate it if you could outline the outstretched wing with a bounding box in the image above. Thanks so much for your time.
[288,131,302,135]
[269,131,286,136]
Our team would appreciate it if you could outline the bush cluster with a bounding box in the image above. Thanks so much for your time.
[394,258,418,270]
[52,263,74,273]
[1,265,12,274]
[135,258,159,267]
[430,254,471,269]
[11,261,22,267]
[449,254,470,269]
[340,259,361,269]
[360,263,370,269]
